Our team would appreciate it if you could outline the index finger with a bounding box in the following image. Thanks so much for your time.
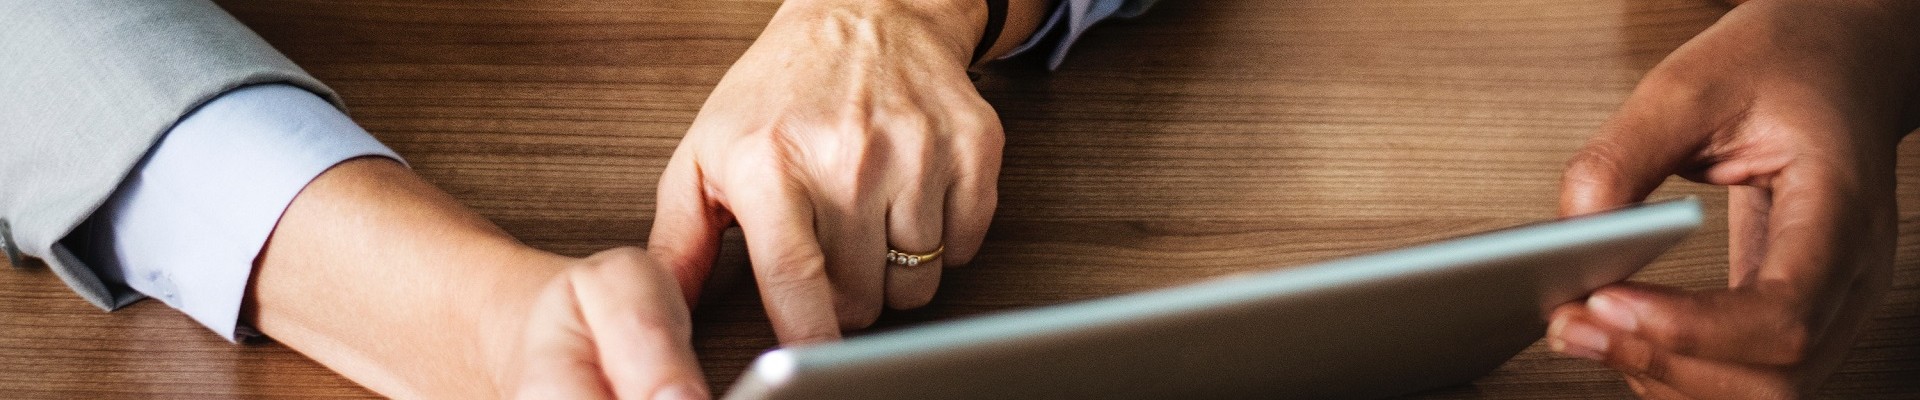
[731,179,842,344]
[1558,86,1716,217]
[649,147,733,306]
[1751,166,1892,303]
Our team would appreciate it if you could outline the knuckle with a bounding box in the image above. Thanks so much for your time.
[895,112,934,137]
[724,139,793,182]
[973,113,1006,146]
[751,242,830,289]
[781,320,842,344]
[961,124,1005,165]
[785,127,883,191]
[758,260,828,290]
[888,129,940,166]
[1563,140,1629,187]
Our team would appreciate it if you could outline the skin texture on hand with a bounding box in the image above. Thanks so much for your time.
[246,0,1057,394]
[505,248,706,400]
[246,158,706,399]
[1550,0,1919,398]
[647,0,1025,344]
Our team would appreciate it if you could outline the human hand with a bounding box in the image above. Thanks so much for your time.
[1550,0,1918,398]
[497,247,708,400]
[647,0,1003,343]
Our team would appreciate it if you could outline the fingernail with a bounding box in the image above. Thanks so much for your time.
[1548,318,1610,361]
[654,382,708,400]
[1586,292,1639,333]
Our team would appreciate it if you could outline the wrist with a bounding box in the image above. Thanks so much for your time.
[769,0,987,68]
[475,249,576,397]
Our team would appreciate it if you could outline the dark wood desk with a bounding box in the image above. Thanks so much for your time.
[4,0,1917,397]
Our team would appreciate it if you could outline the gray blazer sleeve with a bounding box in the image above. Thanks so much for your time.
[1006,0,1159,70]
[0,0,341,310]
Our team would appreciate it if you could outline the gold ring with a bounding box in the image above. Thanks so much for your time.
[887,245,944,267]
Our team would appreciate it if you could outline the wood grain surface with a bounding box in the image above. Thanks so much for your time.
[4,0,1918,398]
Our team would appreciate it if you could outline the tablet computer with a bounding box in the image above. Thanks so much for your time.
[723,198,1702,399]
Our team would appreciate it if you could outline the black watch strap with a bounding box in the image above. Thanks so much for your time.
[968,0,1009,66]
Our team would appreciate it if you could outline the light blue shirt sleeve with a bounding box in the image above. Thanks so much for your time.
[1002,0,1159,69]
[60,84,401,342]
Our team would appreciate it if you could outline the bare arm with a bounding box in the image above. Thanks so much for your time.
[246,157,705,399]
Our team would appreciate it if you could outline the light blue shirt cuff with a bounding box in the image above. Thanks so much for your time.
[65,84,401,342]
[1002,0,1158,70]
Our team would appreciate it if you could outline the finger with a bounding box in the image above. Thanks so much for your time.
[884,179,946,310]
[572,248,708,400]
[1727,185,1771,287]
[1577,283,1811,366]
[1751,166,1888,309]
[649,147,733,306]
[514,286,614,400]
[1558,93,1714,217]
[1749,167,1896,383]
[1606,331,1798,399]
[1744,140,1900,383]
[941,113,1003,266]
[1549,308,1798,399]
[815,188,887,329]
[1624,376,1694,400]
[733,179,842,344]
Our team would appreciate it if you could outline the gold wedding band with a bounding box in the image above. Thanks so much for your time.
[887,245,944,267]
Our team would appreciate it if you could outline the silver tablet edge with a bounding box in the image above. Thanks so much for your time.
[733,197,1704,392]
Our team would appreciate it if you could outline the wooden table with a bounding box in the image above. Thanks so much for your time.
[4,0,1917,398]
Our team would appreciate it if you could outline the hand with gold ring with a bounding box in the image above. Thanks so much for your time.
[888,245,945,267]
[644,0,1013,344]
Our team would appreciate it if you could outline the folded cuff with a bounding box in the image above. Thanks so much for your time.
[64,84,401,342]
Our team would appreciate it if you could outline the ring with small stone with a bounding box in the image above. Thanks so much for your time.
[887,245,944,267]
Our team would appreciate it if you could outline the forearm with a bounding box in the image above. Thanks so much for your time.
[244,157,565,398]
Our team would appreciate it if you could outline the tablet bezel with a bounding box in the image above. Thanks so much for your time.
[725,198,1702,399]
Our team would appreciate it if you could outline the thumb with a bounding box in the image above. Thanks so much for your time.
[512,249,710,400]
[1559,97,1714,216]
[648,150,730,306]
[569,248,709,400]
[1579,282,1811,365]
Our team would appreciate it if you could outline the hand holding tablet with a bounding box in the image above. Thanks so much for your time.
[1546,1,1917,397]
[724,198,1704,399]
